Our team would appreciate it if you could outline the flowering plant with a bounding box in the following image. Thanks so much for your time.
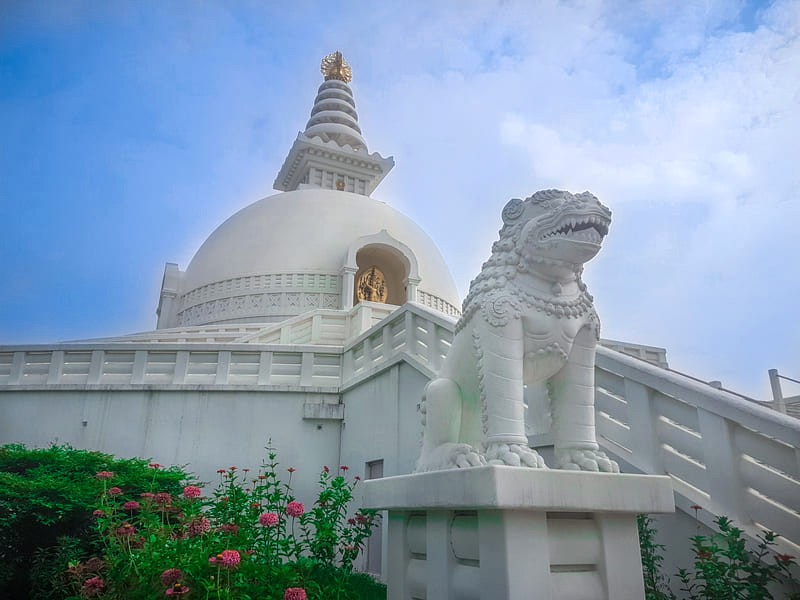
[639,512,800,599]
[75,446,383,600]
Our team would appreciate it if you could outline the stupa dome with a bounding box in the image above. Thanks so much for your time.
[170,189,460,326]
[155,53,461,328]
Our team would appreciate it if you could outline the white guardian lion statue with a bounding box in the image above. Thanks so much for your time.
[416,190,619,473]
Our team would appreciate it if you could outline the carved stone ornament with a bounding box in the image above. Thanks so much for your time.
[417,189,619,474]
[356,266,388,303]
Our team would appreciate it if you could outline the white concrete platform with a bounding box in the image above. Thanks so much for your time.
[363,466,675,600]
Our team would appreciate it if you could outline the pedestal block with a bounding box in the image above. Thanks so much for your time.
[363,466,674,600]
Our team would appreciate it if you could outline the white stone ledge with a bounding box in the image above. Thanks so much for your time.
[0,342,343,353]
[0,384,340,393]
[363,466,675,514]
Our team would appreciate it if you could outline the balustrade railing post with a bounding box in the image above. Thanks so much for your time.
[768,369,787,414]
[697,409,746,524]
[47,350,64,384]
[172,351,189,385]
[87,351,103,384]
[257,351,273,385]
[311,314,322,343]
[426,321,439,369]
[216,351,231,385]
[623,378,663,474]
[341,348,354,382]
[382,322,392,361]
[362,337,372,367]
[9,352,24,384]
[132,351,146,384]
[403,311,414,355]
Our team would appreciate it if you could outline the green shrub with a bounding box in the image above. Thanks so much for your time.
[0,443,189,600]
[73,446,383,599]
[639,512,800,599]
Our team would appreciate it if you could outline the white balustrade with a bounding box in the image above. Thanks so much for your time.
[341,303,455,387]
[596,346,800,554]
[0,346,342,390]
[2,303,798,555]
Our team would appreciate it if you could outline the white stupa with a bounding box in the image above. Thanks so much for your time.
[3,53,797,587]
[155,51,460,331]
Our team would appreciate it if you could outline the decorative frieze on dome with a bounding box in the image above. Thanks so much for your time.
[176,291,342,327]
[175,271,344,327]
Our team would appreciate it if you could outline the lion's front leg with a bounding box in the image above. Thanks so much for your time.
[416,378,487,472]
[477,323,545,469]
[551,327,619,473]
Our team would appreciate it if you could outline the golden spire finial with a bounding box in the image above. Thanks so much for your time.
[320,51,352,83]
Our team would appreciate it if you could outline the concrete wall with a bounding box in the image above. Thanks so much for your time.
[0,388,341,504]
[340,362,428,479]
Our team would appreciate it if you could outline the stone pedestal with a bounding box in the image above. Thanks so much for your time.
[363,466,674,600]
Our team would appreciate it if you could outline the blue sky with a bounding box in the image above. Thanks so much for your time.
[1,0,798,400]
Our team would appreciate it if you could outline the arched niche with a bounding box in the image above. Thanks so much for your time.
[342,230,421,310]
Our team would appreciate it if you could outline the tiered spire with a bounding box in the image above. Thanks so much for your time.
[273,52,394,196]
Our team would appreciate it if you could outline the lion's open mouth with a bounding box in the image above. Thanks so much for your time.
[541,215,608,243]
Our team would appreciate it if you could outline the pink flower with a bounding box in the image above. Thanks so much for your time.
[259,512,279,527]
[165,583,190,596]
[95,471,114,480]
[355,513,369,524]
[340,465,349,471]
[183,485,202,499]
[323,466,329,473]
[216,469,226,474]
[116,523,136,537]
[123,501,140,511]
[161,568,183,587]
[82,576,105,597]
[286,501,304,518]
[219,523,239,534]
[92,510,105,518]
[187,516,211,537]
[287,467,296,473]
[149,462,162,469]
[155,492,172,505]
[108,487,122,496]
[219,549,240,569]
[284,588,307,600]
[140,492,155,501]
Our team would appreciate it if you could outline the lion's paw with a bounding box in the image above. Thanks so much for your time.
[485,443,547,468]
[555,448,619,473]
[415,443,487,472]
